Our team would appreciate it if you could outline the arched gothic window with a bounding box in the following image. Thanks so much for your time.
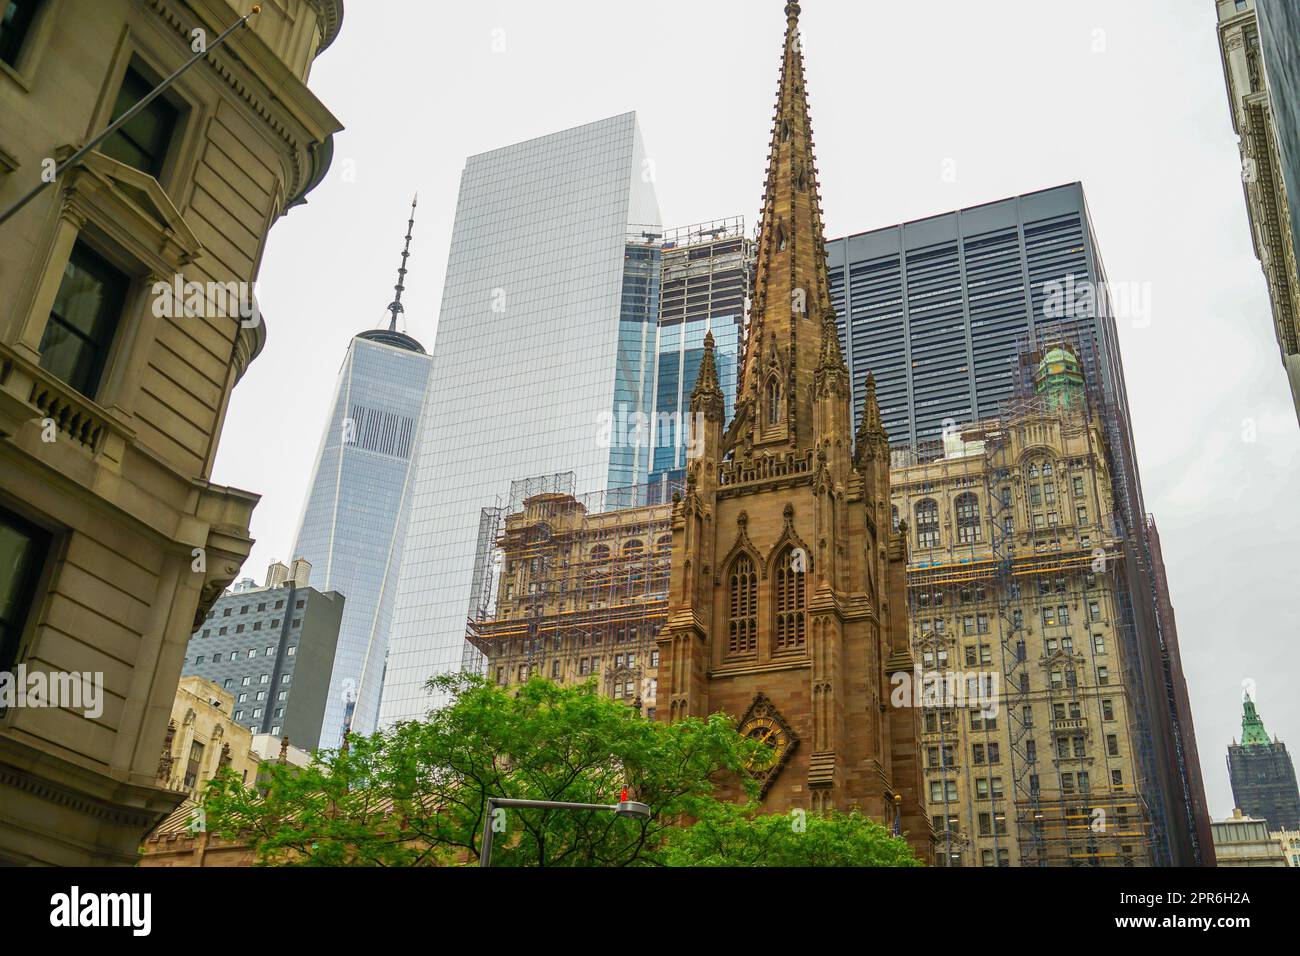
[774,546,806,651]
[728,555,757,655]
[766,377,782,425]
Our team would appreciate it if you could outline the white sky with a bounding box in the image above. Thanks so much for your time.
[212,0,1300,820]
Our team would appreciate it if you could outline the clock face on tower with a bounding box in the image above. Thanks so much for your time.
[737,693,799,797]
[742,715,789,772]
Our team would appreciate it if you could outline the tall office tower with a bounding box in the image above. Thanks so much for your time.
[894,346,1155,866]
[603,218,752,496]
[379,113,663,723]
[1228,695,1300,832]
[644,220,750,487]
[184,560,344,752]
[827,184,1211,865]
[290,202,434,746]
[1218,0,1300,425]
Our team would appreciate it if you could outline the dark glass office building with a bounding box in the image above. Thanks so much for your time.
[184,561,344,752]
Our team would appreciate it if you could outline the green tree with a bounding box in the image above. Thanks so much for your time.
[661,801,922,867]
[205,673,762,866]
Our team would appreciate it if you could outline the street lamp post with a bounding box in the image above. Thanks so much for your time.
[478,794,651,867]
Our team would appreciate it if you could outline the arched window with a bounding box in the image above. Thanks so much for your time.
[766,377,782,425]
[590,544,610,563]
[891,505,900,533]
[775,547,806,651]
[655,534,672,550]
[915,499,940,549]
[728,555,757,655]
[623,540,644,554]
[955,493,980,544]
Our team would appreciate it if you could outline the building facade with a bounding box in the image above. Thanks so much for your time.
[654,2,929,860]
[467,483,672,715]
[183,560,344,752]
[1227,694,1300,832]
[380,112,663,722]
[291,202,433,747]
[156,675,262,800]
[0,0,341,865]
[631,219,751,489]
[1218,0,1300,424]
[826,186,1211,866]
[893,348,1154,866]
[1211,808,1288,866]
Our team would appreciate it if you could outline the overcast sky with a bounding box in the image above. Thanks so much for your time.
[211,0,1299,820]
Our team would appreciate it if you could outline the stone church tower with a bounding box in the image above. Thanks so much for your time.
[656,1,931,860]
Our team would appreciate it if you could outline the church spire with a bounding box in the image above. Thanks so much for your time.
[386,194,418,332]
[729,0,838,454]
[854,372,889,463]
[690,330,726,421]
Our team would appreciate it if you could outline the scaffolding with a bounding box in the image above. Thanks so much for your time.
[902,329,1157,867]
[463,475,682,713]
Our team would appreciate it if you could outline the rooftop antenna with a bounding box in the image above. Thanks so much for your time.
[386,194,418,332]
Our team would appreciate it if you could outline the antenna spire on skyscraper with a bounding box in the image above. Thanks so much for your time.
[387,194,418,332]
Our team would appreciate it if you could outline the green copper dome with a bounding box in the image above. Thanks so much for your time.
[1034,345,1085,411]
[1240,694,1272,747]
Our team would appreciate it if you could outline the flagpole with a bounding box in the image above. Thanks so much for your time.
[0,5,262,229]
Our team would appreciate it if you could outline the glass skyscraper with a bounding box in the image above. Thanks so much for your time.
[379,113,663,723]
[291,212,434,746]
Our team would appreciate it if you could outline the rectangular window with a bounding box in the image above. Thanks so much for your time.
[101,65,179,178]
[0,0,40,68]
[39,243,130,398]
[183,740,204,790]
[0,505,48,673]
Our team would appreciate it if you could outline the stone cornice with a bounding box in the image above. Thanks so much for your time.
[143,0,343,210]
[306,0,345,53]
[0,734,183,836]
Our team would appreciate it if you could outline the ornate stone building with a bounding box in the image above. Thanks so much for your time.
[157,675,262,800]
[0,0,342,864]
[654,2,929,860]
[892,347,1155,866]
[468,489,672,717]
[1218,0,1300,425]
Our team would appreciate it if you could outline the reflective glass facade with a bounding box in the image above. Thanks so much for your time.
[292,334,433,745]
[645,223,749,484]
[379,113,662,723]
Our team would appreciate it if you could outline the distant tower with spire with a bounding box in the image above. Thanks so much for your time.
[290,197,435,747]
[358,195,426,353]
[1227,692,1300,831]
[655,1,931,863]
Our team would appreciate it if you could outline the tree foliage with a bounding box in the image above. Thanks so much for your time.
[661,800,922,867]
[205,674,761,866]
